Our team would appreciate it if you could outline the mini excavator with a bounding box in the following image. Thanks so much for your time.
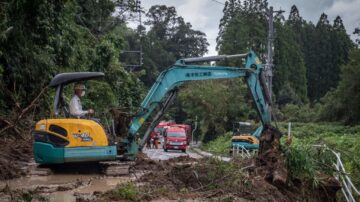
[32,51,271,165]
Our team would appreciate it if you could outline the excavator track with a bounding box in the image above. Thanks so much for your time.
[26,158,133,176]
[99,161,134,176]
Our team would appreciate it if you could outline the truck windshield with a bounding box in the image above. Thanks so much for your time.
[168,132,186,137]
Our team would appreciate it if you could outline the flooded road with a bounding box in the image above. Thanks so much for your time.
[0,169,132,202]
[0,147,202,202]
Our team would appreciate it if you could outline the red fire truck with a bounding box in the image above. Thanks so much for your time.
[163,125,191,153]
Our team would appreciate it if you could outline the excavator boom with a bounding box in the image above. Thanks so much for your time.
[123,51,271,159]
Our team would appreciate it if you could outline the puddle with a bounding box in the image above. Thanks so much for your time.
[0,174,132,202]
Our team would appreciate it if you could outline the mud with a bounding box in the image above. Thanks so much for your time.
[97,129,340,202]
[132,152,166,171]
[0,126,341,201]
[0,173,134,202]
[140,158,337,201]
[256,125,288,187]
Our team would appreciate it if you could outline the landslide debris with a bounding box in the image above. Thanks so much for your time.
[99,127,340,202]
[0,139,32,180]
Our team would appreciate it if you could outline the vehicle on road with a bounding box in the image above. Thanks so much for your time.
[163,126,188,153]
[173,124,192,145]
[151,121,175,145]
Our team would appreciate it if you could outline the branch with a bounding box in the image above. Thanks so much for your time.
[17,86,48,120]
[0,86,48,136]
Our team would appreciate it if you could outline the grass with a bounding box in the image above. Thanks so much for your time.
[201,132,232,156]
[112,182,138,201]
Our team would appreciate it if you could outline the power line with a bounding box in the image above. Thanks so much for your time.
[209,0,225,6]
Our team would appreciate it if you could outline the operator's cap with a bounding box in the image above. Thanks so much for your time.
[74,83,86,90]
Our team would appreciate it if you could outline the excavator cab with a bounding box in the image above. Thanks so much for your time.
[231,122,262,151]
[32,72,117,164]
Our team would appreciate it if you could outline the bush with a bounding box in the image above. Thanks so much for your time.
[278,122,360,190]
[112,182,138,201]
[284,138,334,185]
[202,132,232,155]
[279,104,321,122]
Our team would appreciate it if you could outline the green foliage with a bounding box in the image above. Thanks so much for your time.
[273,22,308,104]
[123,5,209,86]
[216,2,354,118]
[354,27,360,47]
[277,122,360,188]
[277,122,360,137]
[203,122,360,192]
[284,138,335,185]
[202,121,217,144]
[319,49,360,124]
[217,0,268,59]
[177,79,257,142]
[202,132,232,155]
[276,83,302,106]
[82,80,117,114]
[112,182,138,201]
[306,13,354,101]
[0,0,145,124]
[279,103,321,122]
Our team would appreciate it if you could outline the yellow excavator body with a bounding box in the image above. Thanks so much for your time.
[35,119,109,147]
[33,119,116,164]
[231,135,259,145]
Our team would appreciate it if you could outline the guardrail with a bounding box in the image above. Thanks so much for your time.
[231,145,253,158]
[313,144,360,202]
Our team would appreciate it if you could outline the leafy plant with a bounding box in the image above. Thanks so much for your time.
[202,132,232,155]
[113,182,138,201]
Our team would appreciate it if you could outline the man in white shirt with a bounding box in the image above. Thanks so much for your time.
[69,83,94,118]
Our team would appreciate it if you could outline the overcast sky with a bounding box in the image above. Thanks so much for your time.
[133,0,360,56]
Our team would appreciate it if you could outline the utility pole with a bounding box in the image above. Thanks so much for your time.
[265,6,284,121]
[121,0,143,71]
[192,116,198,145]
[137,0,143,68]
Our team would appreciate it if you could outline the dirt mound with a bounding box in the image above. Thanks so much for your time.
[166,155,197,163]
[97,126,340,201]
[135,157,338,201]
[136,157,295,201]
[133,153,198,172]
[133,152,166,171]
[256,125,288,187]
[0,139,32,180]
[129,127,339,201]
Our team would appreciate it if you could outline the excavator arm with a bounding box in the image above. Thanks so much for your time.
[123,51,271,159]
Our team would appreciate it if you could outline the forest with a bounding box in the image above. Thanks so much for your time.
[0,0,359,201]
[0,0,359,141]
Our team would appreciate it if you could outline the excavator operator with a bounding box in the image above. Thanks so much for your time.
[69,83,94,118]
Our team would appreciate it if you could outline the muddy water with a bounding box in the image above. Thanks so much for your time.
[0,174,132,202]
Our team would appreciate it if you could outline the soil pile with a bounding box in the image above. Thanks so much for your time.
[256,125,288,187]
[133,156,338,201]
[100,127,340,201]
[132,152,166,171]
[0,139,32,180]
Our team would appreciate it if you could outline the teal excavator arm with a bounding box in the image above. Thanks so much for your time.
[123,51,272,159]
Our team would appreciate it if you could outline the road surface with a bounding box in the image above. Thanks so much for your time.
[143,147,202,161]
